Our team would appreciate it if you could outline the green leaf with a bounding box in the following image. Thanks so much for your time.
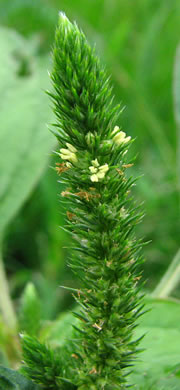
[0,27,55,236]
[0,366,40,390]
[18,283,41,336]
[130,297,180,389]
[0,376,14,390]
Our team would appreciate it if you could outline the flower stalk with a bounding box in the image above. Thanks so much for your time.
[49,13,145,389]
[22,12,145,390]
[0,246,17,330]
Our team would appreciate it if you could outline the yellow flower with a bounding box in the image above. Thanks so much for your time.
[65,162,72,168]
[89,158,99,174]
[90,174,99,182]
[112,126,131,145]
[60,143,77,163]
[66,143,77,153]
[98,164,109,173]
[91,158,99,168]
[89,161,109,182]
[89,166,98,173]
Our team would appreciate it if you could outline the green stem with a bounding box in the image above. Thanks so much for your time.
[0,248,17,329]
[152,248,180,298]
[173,44,180,213]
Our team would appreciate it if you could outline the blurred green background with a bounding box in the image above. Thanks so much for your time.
[0,0,180,325]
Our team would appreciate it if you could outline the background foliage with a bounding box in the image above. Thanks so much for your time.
[0,0,180,388]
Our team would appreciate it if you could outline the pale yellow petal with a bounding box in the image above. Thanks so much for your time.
[91,158,99,167]
[89,166,98,173]
[97,171,105,179]
[66,143,77,153]
[90,174,99,182]
[60,150,77,163]
[60,153,70,160]
[111,125,120,135]
[123,136,131,143]
[98,164,109,173]
[69,152,77,163]
[66,162,72,168]
[60,148,70,154]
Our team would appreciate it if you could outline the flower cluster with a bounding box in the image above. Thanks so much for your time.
[89,159,109,182]
[60,143,77,164]
[59,128,131,179]
[112,125,131,145]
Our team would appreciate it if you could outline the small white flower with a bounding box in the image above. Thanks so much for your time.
[66,143,77,153]
[89,161,109,182]
[91,158,99,168]
[65,162,72,168]
[60,143,77,163]
[112,126,131,145]
[98,164,109,173]
[89,166,98,173]
[60,148,71,155]
[112,125,120,135]
[90,174,99,182]
[96,171,105,180]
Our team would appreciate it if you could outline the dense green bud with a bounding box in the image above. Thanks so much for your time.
[50,12,121,148]
[21,335,77,389]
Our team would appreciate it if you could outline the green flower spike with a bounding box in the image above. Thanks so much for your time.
[50,12,145,390]
[22,12,145,390]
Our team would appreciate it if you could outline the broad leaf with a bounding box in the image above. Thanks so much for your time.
[131,297,180,389]
[0,366,40,390]
[0,27,55,236]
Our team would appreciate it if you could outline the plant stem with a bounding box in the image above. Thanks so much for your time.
[152,248,180,298]
[0,248,17,329]
[173,44,180,213]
